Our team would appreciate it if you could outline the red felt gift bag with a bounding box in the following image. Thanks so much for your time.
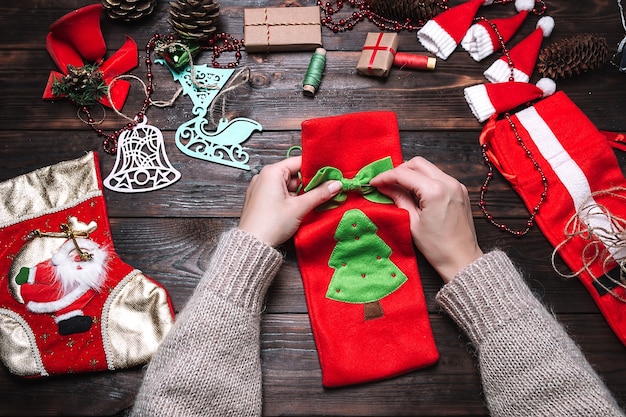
[480,91,626,346]
[294,111,439,387]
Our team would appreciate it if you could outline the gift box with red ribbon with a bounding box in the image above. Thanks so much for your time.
[356,32,398,77]
[243,6,322,53]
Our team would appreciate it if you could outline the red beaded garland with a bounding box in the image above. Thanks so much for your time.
[317,0,544,33]
[316,0,449,33]
[79,33,168,154]
[203,32,243,69]
[478,17,516,81]
[477,0,548,236]
[479,114,548,237]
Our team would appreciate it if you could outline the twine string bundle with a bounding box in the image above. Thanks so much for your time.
[552,187,626,302]
[208,66,251,127]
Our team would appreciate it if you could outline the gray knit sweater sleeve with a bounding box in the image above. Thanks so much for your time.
[130,228,283,417]
[436,250,625,416]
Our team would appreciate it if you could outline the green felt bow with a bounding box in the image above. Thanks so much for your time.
[304,156,394,210]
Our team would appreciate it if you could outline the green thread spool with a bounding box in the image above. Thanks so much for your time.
[302,47,326,96]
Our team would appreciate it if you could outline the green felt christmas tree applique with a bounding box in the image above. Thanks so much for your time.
[327,209,408,320]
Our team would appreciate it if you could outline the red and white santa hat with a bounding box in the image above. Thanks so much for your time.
[417,0,494,60]
[484,16,555,83]
[461,0,535,62]
[464,78,556,122]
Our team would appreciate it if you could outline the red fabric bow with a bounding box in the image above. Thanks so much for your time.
[42,4,138,110]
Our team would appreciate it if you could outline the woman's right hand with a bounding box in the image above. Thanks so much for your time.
[370,157,483,283]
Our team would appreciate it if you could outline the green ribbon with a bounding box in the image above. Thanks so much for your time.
[304,156,394,210]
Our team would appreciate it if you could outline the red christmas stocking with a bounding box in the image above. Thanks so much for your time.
[480,91,626,345]
[0,152,175,377]
[294,111,439,388]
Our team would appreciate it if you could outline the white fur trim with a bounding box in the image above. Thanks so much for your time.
[417,20,458,60]
[55,310,84,323]
[515,0,535,12]
[484,59,530,83]
[536,78,556,96]
[537,16,555,37]
[461,23,494,62]
[464,84,496,122]
[516,107,626,261]
[26,285,89,314]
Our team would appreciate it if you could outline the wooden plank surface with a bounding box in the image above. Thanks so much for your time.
[1,0,626,415]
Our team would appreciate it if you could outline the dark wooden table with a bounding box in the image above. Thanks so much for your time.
[1,0,626,415]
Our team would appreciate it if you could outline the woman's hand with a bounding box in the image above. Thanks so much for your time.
[239,156,342,247]
[370,157,483,283]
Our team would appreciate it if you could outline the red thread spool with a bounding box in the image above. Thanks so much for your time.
[393,52,436,71]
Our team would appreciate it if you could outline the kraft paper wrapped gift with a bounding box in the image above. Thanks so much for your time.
[357,32,399,77]
[244,6,322,53]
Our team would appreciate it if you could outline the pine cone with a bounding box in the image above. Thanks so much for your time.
[100,0,156,21]
[366,0,440,22]
[168,0,220,42]
[537,33,609,79]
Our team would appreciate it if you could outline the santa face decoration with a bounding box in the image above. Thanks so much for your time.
[15,230,109,336]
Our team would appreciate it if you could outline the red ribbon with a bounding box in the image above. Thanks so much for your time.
[42,4,138,110]
[363,33,396,75]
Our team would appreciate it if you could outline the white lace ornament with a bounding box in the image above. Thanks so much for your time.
[103,117,181,193]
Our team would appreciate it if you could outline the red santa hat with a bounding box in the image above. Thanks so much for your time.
[461,0,535,62]
[464,77,556,122]
[417,0,494,60]
[484,16,555,83]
